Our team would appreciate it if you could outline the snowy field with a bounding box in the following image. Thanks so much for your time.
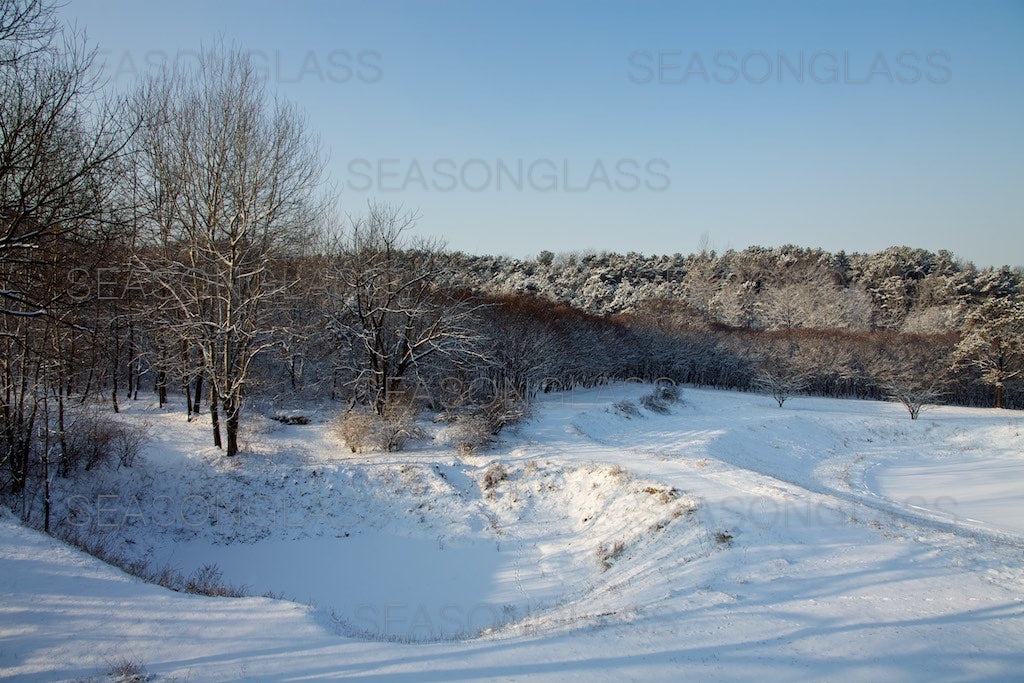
[2,384,1023,681]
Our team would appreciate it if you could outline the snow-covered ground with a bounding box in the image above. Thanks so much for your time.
[2,384,1023,680]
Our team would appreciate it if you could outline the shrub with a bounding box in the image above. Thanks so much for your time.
[106,657,150,682]
[62,411,118,471]
[378,405,426,452]
[653,381,680,403]
[607,464,629,481]
[642,485,679,504]
[640,392,671,414]
[61,411,150,473]
[334,406,425,453]
[335,409,380,453]
[482,391,530,434]
[112,422,150,469]
[451,414,494,455]
[271,413,311,425]
[481,463,508,492]
[612,400,641,418]
[715,530,734,546]
[184,563,246,598]
[435,384,529,447]
[596,539,625,571]
[638,381,682,414]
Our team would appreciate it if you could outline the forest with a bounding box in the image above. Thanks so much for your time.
[3,0,1023,511]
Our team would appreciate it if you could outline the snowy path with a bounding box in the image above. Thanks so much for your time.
[2,385,1023,680]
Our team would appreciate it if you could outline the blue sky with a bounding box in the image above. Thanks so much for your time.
[70,0,1024,266]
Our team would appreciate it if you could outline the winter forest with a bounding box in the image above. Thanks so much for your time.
[3,0,1024,506]
[3,1,1024,679]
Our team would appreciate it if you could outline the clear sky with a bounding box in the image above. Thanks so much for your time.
[68,0,1024,266]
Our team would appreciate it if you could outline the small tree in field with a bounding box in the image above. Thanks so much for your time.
[882,379,943,420]
[872,341,948,420]
[754,341,808,408]
[755,367,807,408]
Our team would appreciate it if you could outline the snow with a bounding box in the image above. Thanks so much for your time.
[2,384,1023,680]
[869,455,1024,536]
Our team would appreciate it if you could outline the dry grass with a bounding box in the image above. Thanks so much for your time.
[54,524,246,597]
[596,539,626,571]
[106,657,151,682]
[481,463,508,493]
[612,400,641,418]
[642,485,680,504]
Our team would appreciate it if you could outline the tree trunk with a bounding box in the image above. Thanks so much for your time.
[111,367,119,414]
[182,341,192,418]
[156,368,167,407]
[224,394,240,457]
[65,339,74,398]
[374,364,388,416]
[126,321,136,399]
[210,384,222,449]
[184,378,192,417]
[42,436,50,533]
[12,402,37,496]
[57,389,69,477]
[192,372,203,417]
[289,355,300,391]
[125,324,133,399]
[995,383,1004,409]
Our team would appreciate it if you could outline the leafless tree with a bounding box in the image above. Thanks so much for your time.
[480,296,563,400]
[1,0,136,493]
[1,12,133,316]
[870,337,949,419]
[750,336,811,407]
[754,365,808,408]
[882,378,944,420]
[133,45,325,456]
[323,202,488,415]
[758,284,872,331]
[754,370,802,408]
[0,0,57,66]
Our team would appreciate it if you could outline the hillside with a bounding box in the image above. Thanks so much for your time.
[3,384,1022,680]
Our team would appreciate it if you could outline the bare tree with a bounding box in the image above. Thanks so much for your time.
[870,338,949,419]
[1,4,134,318]
[754,340,808,407]
[1,0,136,493]
[480,294,563,400]
[0,0,57,66]
[755,368,807,408]
[323,202,487,415]
[758,284,872,331]
[134,45,325,456]
[881,378,943,420]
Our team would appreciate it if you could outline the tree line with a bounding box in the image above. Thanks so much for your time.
[3,0,1022,511]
